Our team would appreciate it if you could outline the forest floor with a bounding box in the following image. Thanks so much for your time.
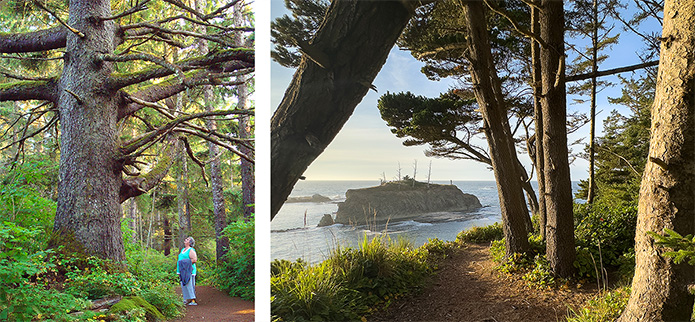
[370,244,599,322]
[171,285,254,322]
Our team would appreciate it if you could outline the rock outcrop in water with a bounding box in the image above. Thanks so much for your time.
[334,180,481,226]
[317,214,335,227]
[285,194,332,203]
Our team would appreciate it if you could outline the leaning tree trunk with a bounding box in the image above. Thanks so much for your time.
[53,0,125,262]
[271,0,421,219]
[618,0,695,320]
[463,1,530,256]
[540,0,575,277]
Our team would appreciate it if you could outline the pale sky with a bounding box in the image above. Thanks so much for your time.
[270,1,661,181]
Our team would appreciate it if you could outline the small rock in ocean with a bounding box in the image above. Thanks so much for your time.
[317,214,335,227]
[286,194,332,203]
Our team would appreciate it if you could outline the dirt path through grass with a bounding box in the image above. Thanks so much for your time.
[370,244,597,322]
[171,285,254,321]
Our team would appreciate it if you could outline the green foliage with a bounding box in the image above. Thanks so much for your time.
[271,235,444,321]
[63,258,142,300]
[271,0,330,68]
[378,90,488,161]
[567,287,631,322]
[650,229,695,265]
[0,161,57,231]
[576,76,653,202]
[212,216,255,300]
[573,201,637,278]
[0,222,90,321]
[521,255,555,288]
[137,286,185,320]
[456,222,504,244]
[125,246,178,288]
[109,296,165,322]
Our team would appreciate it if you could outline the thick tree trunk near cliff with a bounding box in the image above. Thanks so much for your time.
[462,2,530,255]
[53,0,125,262]
[540,0,575,277]
[618,1,695,320]
[271,0,419,219]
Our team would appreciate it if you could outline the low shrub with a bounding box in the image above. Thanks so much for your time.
[137,285,185,320]
[271,234,444,321]
[567,286,630,322]
[574,201,637,278]
[456,222,504,244]
[212,216,254,300]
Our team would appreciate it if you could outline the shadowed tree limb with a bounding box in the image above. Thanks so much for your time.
[119,134,181,202]
[0,79,58,102]
[0,26,68,53]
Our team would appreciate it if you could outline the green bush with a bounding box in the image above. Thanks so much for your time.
[109,296,165,321]
[567,286,630,322]
[271,234,441,321]
[137,285,185,320]
[0,284,90,321]
[126,247,178,288]
[456,222,504,244]
[63,257,142,300]
[574,201,637,278]
[212,216,254,300]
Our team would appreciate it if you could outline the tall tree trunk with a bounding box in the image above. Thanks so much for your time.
[163,214,172,256]
[234,2,254,219]
[540,0,575,277]
[196,0,229,261]
[530,5,547,239]
[587,0,598,204]
[129,197,138,243]
[176,139,190,248]
[271,0,419,219]
[462,1,530,256]
[52,0,125,262]
[618,0,695,320]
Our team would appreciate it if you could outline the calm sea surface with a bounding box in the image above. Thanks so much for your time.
[271,180,580,264]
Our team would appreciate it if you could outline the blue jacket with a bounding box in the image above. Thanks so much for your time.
[178,258,193,286]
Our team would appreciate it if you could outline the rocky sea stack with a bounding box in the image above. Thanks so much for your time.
[334,179,481,226]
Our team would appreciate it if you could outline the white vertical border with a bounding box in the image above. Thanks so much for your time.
[254,0,271,319]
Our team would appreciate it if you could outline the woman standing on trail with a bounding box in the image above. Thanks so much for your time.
[177,236,198,306]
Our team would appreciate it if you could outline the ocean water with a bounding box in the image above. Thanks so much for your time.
[271,180,580,264]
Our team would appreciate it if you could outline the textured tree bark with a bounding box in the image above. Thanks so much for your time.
[462,1,530,256]
[52,0,125,262]
[531,5,547,240]
[618,0,695,320]
[196,0,229,261]
[587,0,598,204]
[175,93,191,248]
[540,0,575,277]
[234,3,255,219]
[129,198,138,243]
[271,0,418,219]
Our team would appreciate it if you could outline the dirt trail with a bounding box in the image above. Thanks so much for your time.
[370,244,597,322]
[172,285,254,322]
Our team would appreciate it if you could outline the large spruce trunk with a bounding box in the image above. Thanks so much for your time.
[462,1,530,255]
[53,0,125,262]
[540,0,575,277]
[618,0,695,320]
[271,0,417,219]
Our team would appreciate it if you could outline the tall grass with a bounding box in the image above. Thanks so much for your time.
[271,234,443,321]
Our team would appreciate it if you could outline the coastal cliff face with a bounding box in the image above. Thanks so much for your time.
[334,181,481,225]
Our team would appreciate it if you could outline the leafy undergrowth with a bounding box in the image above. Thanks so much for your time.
[270,234,452,321]
[0,222,185,321]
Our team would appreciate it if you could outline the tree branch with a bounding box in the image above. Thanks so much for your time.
[0,26,67,54]
[0,79,57,102]
[483,0,549,48]
[566,60,659,82]
[173,127,254,163]
[32,0,85,38]
[180,136,208,186]
[109,48,254,90]
[100,0,151,21]
[119,135,180,202]
[119,110,251,157]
